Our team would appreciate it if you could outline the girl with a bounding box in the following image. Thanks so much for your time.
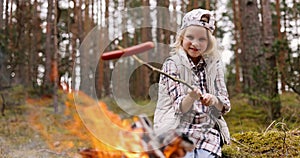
[153,8,231,158]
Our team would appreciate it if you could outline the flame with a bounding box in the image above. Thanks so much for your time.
[66,91,150,157]
[27,91,192,158]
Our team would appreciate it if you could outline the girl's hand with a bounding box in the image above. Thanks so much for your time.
[181,87,202,113]
[201,93,218,106]
[187,87,202,100]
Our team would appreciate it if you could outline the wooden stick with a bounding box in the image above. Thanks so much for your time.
[131,54,194,90]
[108,44,199,96]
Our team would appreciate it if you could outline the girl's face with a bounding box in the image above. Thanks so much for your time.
[182,26,208,58]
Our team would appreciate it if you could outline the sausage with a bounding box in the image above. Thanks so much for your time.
[101,41,154,60]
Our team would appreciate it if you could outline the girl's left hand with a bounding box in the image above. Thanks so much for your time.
[201,93,218,106]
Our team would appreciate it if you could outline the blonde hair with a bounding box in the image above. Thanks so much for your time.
[170,27,220,59]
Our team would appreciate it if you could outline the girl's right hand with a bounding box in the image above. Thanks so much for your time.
[181,87,202,113]
[187,87,202,100]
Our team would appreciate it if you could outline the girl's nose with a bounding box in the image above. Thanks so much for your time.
[192,42,198,46]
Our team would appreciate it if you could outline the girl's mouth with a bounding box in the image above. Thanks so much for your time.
[189,47,200,51]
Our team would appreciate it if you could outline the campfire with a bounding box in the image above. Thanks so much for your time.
[66,92,194,158]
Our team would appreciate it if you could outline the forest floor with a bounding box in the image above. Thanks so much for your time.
[0,98,83,158]
[0,88,300,158]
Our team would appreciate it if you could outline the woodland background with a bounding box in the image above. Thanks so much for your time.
[0,0,300,157]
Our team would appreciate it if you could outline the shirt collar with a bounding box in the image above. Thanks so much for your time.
[178,48,207,67]
[187,55,207,70]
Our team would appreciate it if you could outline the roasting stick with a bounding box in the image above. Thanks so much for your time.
[101,41,198,93]
[131,54,204,99]
[133,54,194,90]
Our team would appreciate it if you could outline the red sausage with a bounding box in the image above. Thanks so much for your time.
[101,41,154,60]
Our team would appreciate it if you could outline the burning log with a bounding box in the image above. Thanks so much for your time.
[79,115,194,158]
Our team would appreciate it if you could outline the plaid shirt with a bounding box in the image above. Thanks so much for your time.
[160,56,228,156]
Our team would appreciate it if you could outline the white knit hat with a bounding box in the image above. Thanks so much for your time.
[180,8,215,33]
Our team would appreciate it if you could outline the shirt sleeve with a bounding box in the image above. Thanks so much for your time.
[215,60,231,114]
[160,59,186,115]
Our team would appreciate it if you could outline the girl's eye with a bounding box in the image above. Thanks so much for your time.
[186,35,193,40]
[199,38,207,42]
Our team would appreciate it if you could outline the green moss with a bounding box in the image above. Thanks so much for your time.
[222,93,300,157]
[223,130,300,157]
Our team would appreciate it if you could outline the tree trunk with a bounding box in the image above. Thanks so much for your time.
[84,0,91,36]
[30,0,41,89]
[232,0,242,93]
[187,0,199,11]
[0,0,5,87]
[44,0,54,92]
[16,1,33,86]
[140,0,151,99]
[95,0,112,98]
[53,0,59,112]
[157,0,170,59]
[132,30,139,98]
[0,0,3,29]
[103,0,111,97]
[78,0,91,95]
[70,0,79,91]
[7,0,13,86]
[4,0,9,35]
[95,0,104,98]
[206,0,210,10]
[91,0,95,24]
[239,0,265,105]
[276,0,286,93]
[261,0,281,119]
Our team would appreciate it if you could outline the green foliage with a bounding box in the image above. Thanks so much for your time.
[272,39,290,58]
[225,94,268,133]
[0,85,27,107]
[127,0,142,8]
[280,93,300,129]
[225,62,238,96]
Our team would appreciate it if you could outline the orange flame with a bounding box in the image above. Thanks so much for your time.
[66,92,150,158]
[27,91,193,158]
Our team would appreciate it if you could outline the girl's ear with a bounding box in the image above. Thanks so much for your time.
[180,35,184,45]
